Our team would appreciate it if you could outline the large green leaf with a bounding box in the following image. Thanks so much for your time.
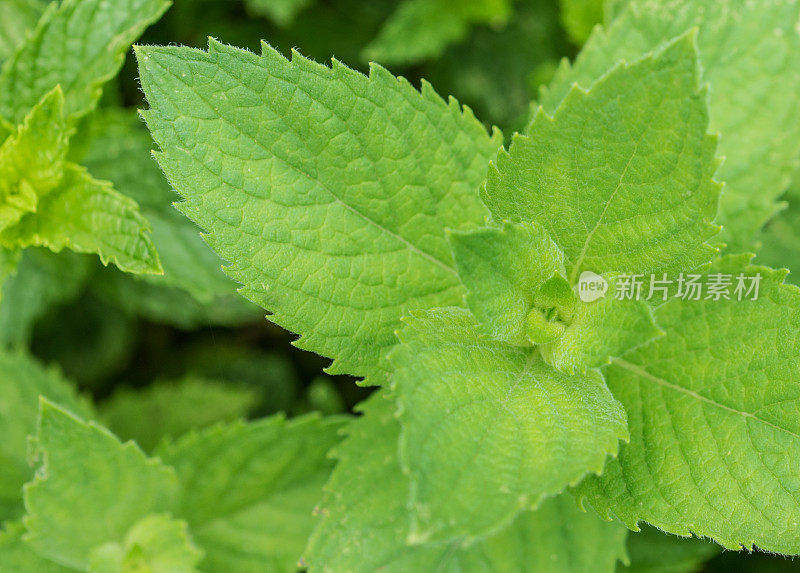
[539,0,800,250]
[156,413,346,572]
[0,0,170,124]
[484,33,720,282]
[578,256,800,555]
[390,308,628,543]
[23,401,179,570]
[0,351,93,522]
[305,391,628,571]
[137,39,502,378]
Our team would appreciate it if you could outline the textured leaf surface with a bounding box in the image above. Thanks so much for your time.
[448,221,565,345]
[156,414,346,572]
[0,351,93,521]
[0,163,162,274]
[24,401,179,570]
[539,0,800,249]
[0,88,68,232]
[485,33,719,281]
[363,0,512,65]
[542,274,662,374]
[390,308,628,543]
[306,391,628,572]
[620,526,720,573]
[578,256,800,554]
[101,376,261,452]
[137,39,502,378]
[82,109,248,305]
[0,0,170,124]
[88,514,201,573]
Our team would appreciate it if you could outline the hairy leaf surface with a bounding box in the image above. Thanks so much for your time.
[578,256,800,554]
[306,391,628,571]
[390,308,628,543]
[539,0,800,249]
[137,39,502,378]
[484,33,720,281]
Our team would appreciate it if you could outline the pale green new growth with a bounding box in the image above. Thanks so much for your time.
[23,401,179,570]
[448,222,661,371]
[88,514,202,573]
[484,33,720,280]
[540,0,800,249]
[156,414,346,572]
[542,274,663,374]
[363,0,512,65]
[0,351,93,521]
[101,376,262,451]
[390,308,628,543]
[137,39,502,378]
[0,88,67,232]
[0,163,162,275]
[448,221,565,346]
[0,0,170,124]
[0,90,161,274]
[578,256,800,554]
[305,391,628,571]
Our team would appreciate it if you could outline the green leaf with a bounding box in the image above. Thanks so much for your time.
[0,87,68,232]
[541,274,663,374]
[0,0,44,62]
[306,391,628,571]
[559,0,604,44]
[156,413,346,572]
[0,522,71,573]
[577,256,800,554]
[101,376,262,452]
[363,0,512,65]
[539,0,800,250]
[0,162,162,275]
[0,248,91,347]
[390,308,628,543]
[620,525,720,573]
[448,221,566,346]
[244,0,313,27]
[82,109,245,304]
[136,39,502,379]
[485,33,720,282]
[0,350,93,522]
[88,514,202,573]
[0,0,170,124]
[23,400,179,570]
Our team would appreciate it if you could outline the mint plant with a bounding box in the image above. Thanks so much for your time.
[0,0,799,571]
